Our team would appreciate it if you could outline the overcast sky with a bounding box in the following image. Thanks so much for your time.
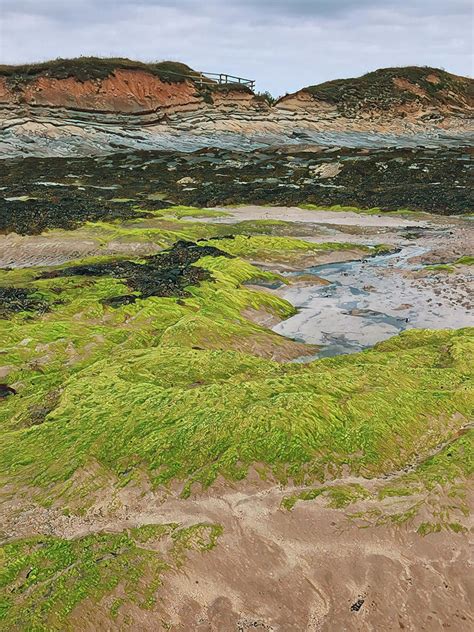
[1,1,472,95]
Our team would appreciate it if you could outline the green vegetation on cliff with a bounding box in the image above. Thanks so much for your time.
[0,57,201,83]
[293,66,473,113]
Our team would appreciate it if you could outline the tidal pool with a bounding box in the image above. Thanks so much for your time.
[273,245,473,358]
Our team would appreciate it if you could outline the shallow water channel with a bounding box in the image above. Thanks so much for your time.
[273,245,473,358]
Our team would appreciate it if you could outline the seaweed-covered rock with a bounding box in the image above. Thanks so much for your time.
[40,240,232,303]
[0,384,16,398]
[0,196,166,235]
[0,287,49,317]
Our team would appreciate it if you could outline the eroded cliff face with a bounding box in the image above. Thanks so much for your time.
[0,69,265,115]
[0,70,199,114]
[277,67,474,124]
[0,61,472,158]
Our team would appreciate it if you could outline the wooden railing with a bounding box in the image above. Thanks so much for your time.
[162,69,255,90]
[199,72,255,90]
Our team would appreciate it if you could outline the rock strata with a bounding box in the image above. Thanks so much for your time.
[1,60,472,157]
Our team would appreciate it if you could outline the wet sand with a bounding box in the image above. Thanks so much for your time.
[273,246,473,355]
[207,205,436,228]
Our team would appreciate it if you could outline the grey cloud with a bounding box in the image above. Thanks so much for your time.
[3,0,472,21]
[0,0,472,94]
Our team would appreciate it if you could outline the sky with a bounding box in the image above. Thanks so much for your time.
[1,0,472,95]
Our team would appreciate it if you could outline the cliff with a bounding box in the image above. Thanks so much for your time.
[0,57,265,115]
[277,67,473,123]
[0,59,472,157]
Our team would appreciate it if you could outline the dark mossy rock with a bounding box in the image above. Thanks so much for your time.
[1,146,471,237]
[0,384,17,398]
[0,287,49,317]
[40,240,232,304]
[0,196,168,236]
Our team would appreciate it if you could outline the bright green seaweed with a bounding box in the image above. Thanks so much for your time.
[1,326,472,496]
[0,212,473,627]
[0,522,222,631]
[0,214,473,497]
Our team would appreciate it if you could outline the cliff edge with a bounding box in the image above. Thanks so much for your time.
[277,66,473,125]
[0,59,472,157]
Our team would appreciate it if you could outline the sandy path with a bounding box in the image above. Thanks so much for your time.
[0,232,163,268]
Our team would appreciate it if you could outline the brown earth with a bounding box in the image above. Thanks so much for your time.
[0,69,263,116]
[2,62,471,122]
[2,471,472,632]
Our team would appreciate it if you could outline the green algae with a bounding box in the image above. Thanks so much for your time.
[456,256,474,266]
[0,217,472,534]
[35,216,386,268]
[417,521,467,536]
[0,250,297,437]
[281,487,327,511]
[284,429,473,528]
[326,484,371,508]
[1,326,472,497]
[198,234,365,261]
[400,430,473,491]
[282,483,371,511]
[0,522,222,631]
[37,240,232,302]
[163,205,230,219]
[425,264,455,273]
[53,216,304,252]
[425,255,473,273]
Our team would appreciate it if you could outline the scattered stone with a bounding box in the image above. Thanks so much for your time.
[0,384,17,398]
[351,598,365,612]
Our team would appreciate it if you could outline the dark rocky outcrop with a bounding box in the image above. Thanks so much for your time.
[40,240,232,303]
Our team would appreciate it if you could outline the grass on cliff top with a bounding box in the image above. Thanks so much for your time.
[0,522,222,631]
[0,57,202,83]
[1,325,472,499]
[296,66,472,107]
[0,58,255,94]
